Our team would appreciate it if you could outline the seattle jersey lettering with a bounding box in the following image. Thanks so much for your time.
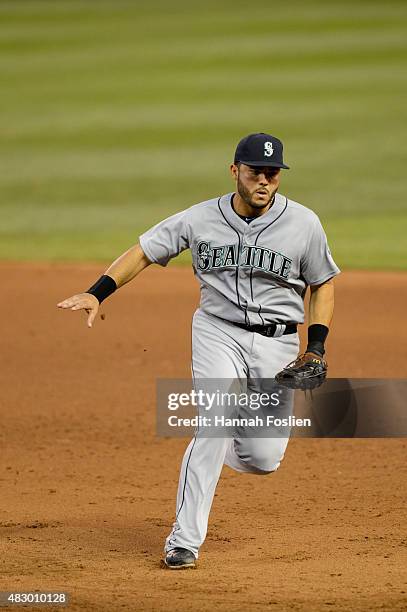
[197,241,292,279]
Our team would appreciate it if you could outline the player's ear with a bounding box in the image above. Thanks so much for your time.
[230,163,239,179]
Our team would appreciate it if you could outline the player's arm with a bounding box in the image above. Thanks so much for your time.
[57,243,151,328]
[306,278,335,355]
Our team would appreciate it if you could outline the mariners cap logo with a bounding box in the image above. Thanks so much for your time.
[264,141,274,157]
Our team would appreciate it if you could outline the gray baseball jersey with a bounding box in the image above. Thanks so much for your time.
[139,191,340,325]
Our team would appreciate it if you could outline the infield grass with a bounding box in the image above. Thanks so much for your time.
[1,0,406,269]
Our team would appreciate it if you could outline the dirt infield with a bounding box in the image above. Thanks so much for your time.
[1,264,407,612]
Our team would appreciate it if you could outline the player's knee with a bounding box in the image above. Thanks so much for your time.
[250,458,281,474]
[236,445,283,474]
[234,437,288,474]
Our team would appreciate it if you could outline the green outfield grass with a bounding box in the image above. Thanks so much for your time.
[1,0,406,269]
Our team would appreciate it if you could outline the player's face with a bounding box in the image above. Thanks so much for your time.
[231,163,281,209]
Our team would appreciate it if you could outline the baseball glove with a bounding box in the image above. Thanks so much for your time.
[275,352,327,390]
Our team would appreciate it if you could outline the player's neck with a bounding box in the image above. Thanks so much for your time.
[232,192,275,218]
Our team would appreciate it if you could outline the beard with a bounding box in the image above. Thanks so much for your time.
[237,175,274,209]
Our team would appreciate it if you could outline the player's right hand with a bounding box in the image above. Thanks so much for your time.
[57,293,99,328]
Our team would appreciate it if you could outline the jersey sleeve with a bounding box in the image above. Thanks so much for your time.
[300,216,340,286]
[139,209,190,266]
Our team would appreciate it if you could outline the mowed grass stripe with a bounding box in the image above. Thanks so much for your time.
[2,102,404,159]
[2,29,406,73]
[4,98,405,149]
[3,62,406,113]
[1,0,406,31]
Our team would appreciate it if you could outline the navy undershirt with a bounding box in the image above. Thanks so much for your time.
[239,214,256,224]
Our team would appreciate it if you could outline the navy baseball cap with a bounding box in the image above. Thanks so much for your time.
[234,133,289,169]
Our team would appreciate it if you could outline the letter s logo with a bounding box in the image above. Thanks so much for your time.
[197,241,211,271]
[264,141,274,157]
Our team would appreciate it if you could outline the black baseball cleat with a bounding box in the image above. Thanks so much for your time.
[163,547,197,570]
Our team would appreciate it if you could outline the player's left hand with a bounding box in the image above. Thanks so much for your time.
[275,352,327,390]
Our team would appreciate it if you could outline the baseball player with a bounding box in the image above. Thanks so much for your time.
[57,133,340,570]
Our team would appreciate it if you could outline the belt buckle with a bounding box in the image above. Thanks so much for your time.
[273,324,286,338]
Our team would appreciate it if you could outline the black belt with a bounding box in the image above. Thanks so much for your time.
[232,321,297,337]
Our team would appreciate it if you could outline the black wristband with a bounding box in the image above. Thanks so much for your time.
[306,324,329,356]
[86,275,117,304]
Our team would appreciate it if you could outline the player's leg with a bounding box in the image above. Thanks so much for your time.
[231,332,300,474]
[165,309,247,559]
